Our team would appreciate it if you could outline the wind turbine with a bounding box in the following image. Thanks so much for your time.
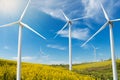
[54,10,89,71]
[91,44,98,62]
[40,47,45,55]
[81,2,120,80]
[0,0,46,80]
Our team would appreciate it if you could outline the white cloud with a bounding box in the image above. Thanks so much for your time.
[3,45,10,50]
[31,0,119,24]
[58,28,89,41]
[12,55,51,64]
[32,0,85,20]
[47,44,66,50]
[81,0,101,18]
[22,56,36,60]
[12,56,36,61]
[81,0,117,22]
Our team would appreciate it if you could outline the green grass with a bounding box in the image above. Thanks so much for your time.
[52,59,120,80]
[72,60,120,80]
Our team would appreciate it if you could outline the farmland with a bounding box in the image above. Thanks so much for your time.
[0,59,94,80]
[52,59,120,80]
[72,60,120,80]
[0,59,120,80]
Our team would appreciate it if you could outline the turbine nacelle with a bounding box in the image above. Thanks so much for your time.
[108,20,113,24]
[19,22,24,27]
[18,19,22,23]
[54,10,89,38]
[68,20,72,25]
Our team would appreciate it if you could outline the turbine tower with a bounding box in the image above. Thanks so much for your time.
[54,10,89,71]
[91,45,98,62]
[81,2,120,80]
[0,0,46,80]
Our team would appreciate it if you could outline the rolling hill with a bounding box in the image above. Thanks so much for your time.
[52,59,120,80]
[72,59,120,80]
[0,59,94,80]
[0,59,120,80]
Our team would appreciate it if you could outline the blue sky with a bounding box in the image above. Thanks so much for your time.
[0,0,120,64]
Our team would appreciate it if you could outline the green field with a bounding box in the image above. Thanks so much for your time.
[52,59,120,80]
[0,59,120,80]
[72,60,120,80]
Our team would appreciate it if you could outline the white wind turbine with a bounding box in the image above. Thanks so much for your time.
[0,0,46,80]
[81,2,120,80]
[54,10,89,71]
[91,45,98,62]
[40,47,45,55]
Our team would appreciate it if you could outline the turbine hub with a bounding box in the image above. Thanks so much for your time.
[19,22,24,27]
[108,20,112,24]
[68,20,72,25]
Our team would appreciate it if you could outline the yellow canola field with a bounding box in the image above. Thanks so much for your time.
[0,59,95,80]
[73,60,112,70]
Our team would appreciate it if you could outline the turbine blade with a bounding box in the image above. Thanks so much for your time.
[0,21,18,28]
[100,3,109,21]
[96,48,99,49]
[111,19,120,22]
[19,0,31,21]
[81,22,108,47]
[91,44,95,49]
[54,22,68,38]
[60,10,69,21]
[72,16,89,21]
[40,47,42,54]
[20,22,46,40]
